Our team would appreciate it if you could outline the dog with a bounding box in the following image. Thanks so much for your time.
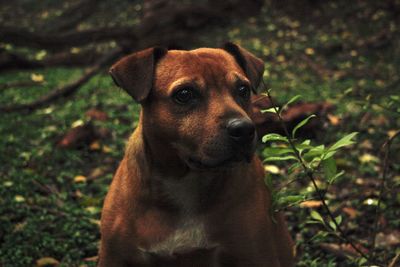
[98,43,295,267]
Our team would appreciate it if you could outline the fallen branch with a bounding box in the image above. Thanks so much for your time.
[0,80,42,91]
[0,26,136,50]
[0,47,123,112]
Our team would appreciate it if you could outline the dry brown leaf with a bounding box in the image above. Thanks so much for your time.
[85,108,108,121]
[299,200,323,208]
[36,257,59,266]
[342,207,359,219]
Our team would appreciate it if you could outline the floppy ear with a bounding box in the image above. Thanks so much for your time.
[223,42,264,93]
[109,47,167,102]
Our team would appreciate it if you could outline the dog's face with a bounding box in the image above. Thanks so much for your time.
[110,44,264,170]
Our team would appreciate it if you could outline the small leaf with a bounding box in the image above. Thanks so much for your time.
[280,195,304,206]
[281,95,302,114]
[310,210,324,224]
[262,133,289,143]
[329,220,337,231]
[286,95,302,106]
[263,147,293,157]
[261,107,279,114]
[292,114,316,138]
[321,157,337,182]
[327,170,344,184]
[263,155,298,162]
[335,215,342,225]
[329,132,358,151]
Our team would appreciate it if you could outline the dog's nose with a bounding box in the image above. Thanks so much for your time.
[227,118,256,143]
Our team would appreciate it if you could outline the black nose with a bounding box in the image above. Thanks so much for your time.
[226,118,256,143]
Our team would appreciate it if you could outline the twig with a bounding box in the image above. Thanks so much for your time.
[0,47,123,112]
[371,130,400,254]
[262,81,381,266]
[389,252,400,267]
[0,80,42,91]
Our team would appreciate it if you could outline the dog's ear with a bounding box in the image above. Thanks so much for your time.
[223,42,264,93]
[109,47,167,102]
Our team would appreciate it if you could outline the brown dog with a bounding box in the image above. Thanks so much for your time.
[98,43,294,267]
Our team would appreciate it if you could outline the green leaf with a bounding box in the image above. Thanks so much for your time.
[286,95,302,106]
[278,195,304,206]
[261,107,279,114]
[262,133,289,143]
[288,162,302,174]
[264,174,273,189]
[263,155,298,162]
[327,170,344,184]
[292,114,316,138]
[281,95,302,115]
[328,220,337,231]
[321,157,337,182]
[335,215,342,225]
[310,210,324,224]
[328,216,342,231]
[263,147,293,157]
[329,132,358,151]
[303,145,326,161]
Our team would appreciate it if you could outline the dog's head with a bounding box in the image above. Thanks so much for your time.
[110,43,264,170]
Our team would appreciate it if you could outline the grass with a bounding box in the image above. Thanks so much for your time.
[1,1,399,266]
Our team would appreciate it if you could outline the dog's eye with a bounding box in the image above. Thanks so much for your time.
[173,88,194,104]
[237,85,250,99]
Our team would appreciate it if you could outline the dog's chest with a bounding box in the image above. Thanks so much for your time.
[138,219,217,256]
[139,173,221,256]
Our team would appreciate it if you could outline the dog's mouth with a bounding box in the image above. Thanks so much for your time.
[186,153,252,171]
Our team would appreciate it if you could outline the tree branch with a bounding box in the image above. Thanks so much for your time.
[0,26,137,50]
[0,47,123,112]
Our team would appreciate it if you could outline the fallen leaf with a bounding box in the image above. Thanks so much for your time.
[31,73,44,82]
[300,200,323,208]
[57,123,97,149]
[89,141,101,151]
[83,256,99,262]
[102,145,112,153]
[85,108,108,121]
[14,195,25,202]
[359,140,373,150]
[388,130,398,138]
[74,175,87,183]
[320,243,368,259]
[88,167,106,180]
[36,257,59,266]
[305,48,315,55]
[359,153,379,163]
[264,165,280,174]
[375,231,400,248]
[342,207,359,219]
[327,114,340,126]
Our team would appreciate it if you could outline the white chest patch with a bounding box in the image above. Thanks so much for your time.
[138,219,218,256]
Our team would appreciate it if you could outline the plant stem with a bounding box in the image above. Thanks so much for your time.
[262,81,381,266]
[371,130,400,255]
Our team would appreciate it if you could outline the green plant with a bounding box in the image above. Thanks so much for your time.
[260,88,379,266]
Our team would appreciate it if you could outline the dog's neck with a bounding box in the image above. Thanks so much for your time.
[125,117,250,215]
